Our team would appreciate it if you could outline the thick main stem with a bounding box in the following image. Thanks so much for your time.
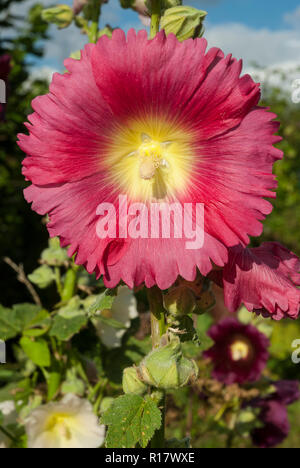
[147,286,166,448]
[150,0,161,39]
[88,0,101,43]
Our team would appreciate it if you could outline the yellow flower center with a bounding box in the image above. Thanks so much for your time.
[45,413,73,441]
[230,340,250,362]
[104,116,196,201]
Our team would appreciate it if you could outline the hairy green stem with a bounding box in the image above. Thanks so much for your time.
[150,0,161,39]
[54,267,63,298]
[147,286,166,448]
[147,286,166,348]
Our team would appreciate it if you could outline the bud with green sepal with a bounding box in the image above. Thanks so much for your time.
[160,6,207,42]
[123,367,148,395]
[42,5,74,29]
[163,276,205,319]
[164,283,197,318]
[138,336,198,390]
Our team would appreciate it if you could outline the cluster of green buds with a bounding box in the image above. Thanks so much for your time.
[160,6,207,41]
[123,336,198,393]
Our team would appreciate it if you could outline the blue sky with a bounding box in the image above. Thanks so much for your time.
[18,0,300,73]
[190,0,300,30]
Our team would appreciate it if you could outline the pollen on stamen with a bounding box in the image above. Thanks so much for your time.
[137,134,172,180]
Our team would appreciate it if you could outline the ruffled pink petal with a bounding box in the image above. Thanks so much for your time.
[19,44,113,185]
[223,243,300,319]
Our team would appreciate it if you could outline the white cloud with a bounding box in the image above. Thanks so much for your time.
[284,6,300,28]
[205,22,300,70]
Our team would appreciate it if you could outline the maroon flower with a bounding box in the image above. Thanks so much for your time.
[272,380,300,405]
[204,318,269,384]
[251,400,290,448]
[250,380,299,448]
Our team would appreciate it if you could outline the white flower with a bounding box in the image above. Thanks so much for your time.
[94,286,138,349]
[0,401,17,449]
[25,394,105,449]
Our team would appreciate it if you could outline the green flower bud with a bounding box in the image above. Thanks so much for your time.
[160,6,207,42]
[42,5,74,29]
[164,285,196,316]
[139,338,198,389]
[122,367,148,395]
[100,397,115,414]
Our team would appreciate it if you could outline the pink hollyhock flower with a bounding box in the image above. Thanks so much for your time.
[204,318,269,384]
[218,242,300,320]
[18,30,282,289]
[0,54,11,121]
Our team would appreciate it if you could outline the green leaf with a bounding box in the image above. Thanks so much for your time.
[19,337,51,367]
[97,314,127,330]
[88,291,115,316]
[0,379,32,403]
[46,371,61,401]
[196,314,214,352]
[0,303,48,340]
[176,315,200,344]
[28,265,55,289]
[13,303,46,329]
[50,315,87,341]
[101,394,161,448]
[0,305,20,340]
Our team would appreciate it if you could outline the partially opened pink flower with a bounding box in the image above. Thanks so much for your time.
[203,318,269,384]
[18,30,282,289]
[220,243,300,320]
